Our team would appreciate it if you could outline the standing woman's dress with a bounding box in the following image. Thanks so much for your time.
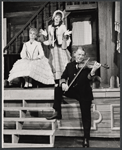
[8,40,54,85]
[48,24,71,80]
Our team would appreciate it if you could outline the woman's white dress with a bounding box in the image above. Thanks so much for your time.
[8,40,54,85]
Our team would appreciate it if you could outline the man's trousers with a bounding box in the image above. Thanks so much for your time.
[53,85,92,139]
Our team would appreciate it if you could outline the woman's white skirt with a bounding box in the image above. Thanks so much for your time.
[8,57,54,85]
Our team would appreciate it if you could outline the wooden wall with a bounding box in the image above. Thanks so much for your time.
[4,2,119,85]
[98,2,118,84]
[57,95,120,138]
[4,88,120,138]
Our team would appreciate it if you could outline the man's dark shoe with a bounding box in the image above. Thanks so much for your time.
[46,111,62,120]
[83,138,89,148]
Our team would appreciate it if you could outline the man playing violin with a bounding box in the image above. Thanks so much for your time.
[46,46,101,147]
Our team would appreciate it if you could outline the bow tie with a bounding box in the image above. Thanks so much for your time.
[75,61,85,69]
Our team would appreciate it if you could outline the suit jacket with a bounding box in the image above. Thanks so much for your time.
[60,61,94,101]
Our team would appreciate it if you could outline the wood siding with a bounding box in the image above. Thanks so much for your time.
[4,88,120,139]
[98,2,118,84]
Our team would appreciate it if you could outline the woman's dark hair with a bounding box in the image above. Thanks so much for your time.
[55,12,62,18]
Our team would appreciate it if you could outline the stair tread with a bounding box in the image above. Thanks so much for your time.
[4,129,55,135]
[3,143,53,148]
[4,107,54,111]
[4,118,56,122]
[4,88,120,100]
[4,88,54,100]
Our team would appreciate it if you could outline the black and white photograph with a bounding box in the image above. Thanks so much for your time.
[2,1,120,148]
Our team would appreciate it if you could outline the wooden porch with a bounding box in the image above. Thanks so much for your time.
[3,87,120,147]
[3,1,120,148]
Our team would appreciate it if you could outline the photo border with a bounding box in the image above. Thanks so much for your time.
[1,0,121,150]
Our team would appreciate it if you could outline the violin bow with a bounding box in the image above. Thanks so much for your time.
[64,57,90,93]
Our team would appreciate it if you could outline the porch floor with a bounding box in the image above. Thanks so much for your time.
[54,137,120,148]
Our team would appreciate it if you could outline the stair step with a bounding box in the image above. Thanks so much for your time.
[4,118,56,122]
[3,143,54,148]
[4,88,54,100]
[4,107,54,111]
[4,88,120,100]
[4,129,55,135]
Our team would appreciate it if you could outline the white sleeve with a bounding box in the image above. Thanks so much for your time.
[62,25,71,47]
[48,25,52,45]
[62,24,67,33]
[37,42,44,58]
[20,43,27,59]
[48,25,50,33]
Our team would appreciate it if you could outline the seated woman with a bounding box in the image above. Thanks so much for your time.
[8,27,54,88]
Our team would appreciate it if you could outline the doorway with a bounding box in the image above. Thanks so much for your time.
[67,10,99,63]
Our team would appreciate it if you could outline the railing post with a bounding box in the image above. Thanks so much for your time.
[42,10,44,29]
[63,2,66,10]
[56,2,59,10]
[43,8,46,29]
[49,2,51,17]
[50,2,54,16]
[36,15,39,31]
[8,23,11,45]
[29,23,31,28]
[27,26,30,40]
[72,2,75,5]
[15,38,18,53]
[8,45,10,54]
[58,2,60,9]
[22,31,24,43]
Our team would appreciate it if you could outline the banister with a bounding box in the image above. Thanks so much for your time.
[4,2,49,52]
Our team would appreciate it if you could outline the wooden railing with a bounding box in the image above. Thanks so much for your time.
[3,1,97,54]
[3,1,97,80]
[4,2,65,54]
[66,1,97,11]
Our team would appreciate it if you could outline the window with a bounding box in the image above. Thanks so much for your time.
[72,21,92,46]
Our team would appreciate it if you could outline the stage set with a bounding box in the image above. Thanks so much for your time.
[3,1,120,148]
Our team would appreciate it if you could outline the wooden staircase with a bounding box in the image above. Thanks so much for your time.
[3,1,120,147]
[3,2,66,54]
[4,1,98,80]
[3,1,66,80]
[3,88,57,148]
[4,120,56,148]
[3,87,120,148]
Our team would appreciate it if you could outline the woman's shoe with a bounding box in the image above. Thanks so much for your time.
[28,83,32,88]
[24,82,29,89]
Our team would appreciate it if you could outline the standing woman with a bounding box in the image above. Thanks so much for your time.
[42,10,72,84]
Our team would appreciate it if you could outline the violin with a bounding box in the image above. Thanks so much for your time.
[77,58,110,69]
[64,58,109,93]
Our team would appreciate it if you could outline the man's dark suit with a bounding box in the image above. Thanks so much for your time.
[53,61,94,139]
